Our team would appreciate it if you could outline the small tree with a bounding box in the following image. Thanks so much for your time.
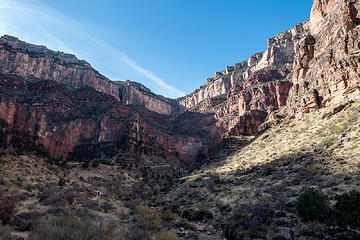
[333,190,360,230]
[297,188,330,222]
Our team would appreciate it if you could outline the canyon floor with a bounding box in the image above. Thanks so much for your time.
[1,98,359,240]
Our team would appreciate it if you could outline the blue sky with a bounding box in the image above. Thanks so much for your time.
[0,0,313,98]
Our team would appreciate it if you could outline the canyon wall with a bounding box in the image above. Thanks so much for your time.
[1,0,360,165]
[0,35,178,115]
[178,22,308,110]
[177,22,309,136]
[287,0,360,117]
[0,73,209,163]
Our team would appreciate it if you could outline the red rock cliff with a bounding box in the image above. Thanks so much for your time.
[0,73,209,164]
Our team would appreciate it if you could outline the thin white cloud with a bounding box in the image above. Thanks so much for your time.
[92,38,185,97]
[0,0,185,98]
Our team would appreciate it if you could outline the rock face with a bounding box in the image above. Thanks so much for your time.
[287,0,360,117]
[178,23,307,110]
[0,37,209,163]
[0,35,179,116]
[0,73,210,163]
[178,23,308,135]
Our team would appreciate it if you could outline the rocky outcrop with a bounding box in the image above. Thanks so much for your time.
[184,69,294,136]
[0,35,179,115]
[287,0,360,117]
[310,0,339,34]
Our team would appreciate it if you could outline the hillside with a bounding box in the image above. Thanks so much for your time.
[166,98,360,239]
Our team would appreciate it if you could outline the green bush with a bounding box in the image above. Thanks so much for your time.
[224,203,273,240]
[297,188,330,222]
[333,191,360,230]
[161,209,175,221]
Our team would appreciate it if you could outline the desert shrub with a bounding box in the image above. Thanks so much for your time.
[0,224,12,240]
[29,214,120,240]
[124,227,152,240]
[0,197,18,224]
[192,208,214,220]
[161,209,175,221]
[224,203,274,240]
[135,203,161,231]
[179,207,213,221]
[15,220,35,232]
[58,177,66,187]
[297,188,330,222]
[156,231,180,240]
[333,191,360,230]
[100,201,114,213]
[39,184,78,206]
[320,137,335,148]
[11,212,42,232]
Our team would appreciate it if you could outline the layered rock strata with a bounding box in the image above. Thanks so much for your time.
[0,35,179,116]
[287,0,360,117]
[178,23,309,135]
[0,73,209,163]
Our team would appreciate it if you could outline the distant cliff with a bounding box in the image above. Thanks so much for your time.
[177,22,309,135]
[0,35,179,116]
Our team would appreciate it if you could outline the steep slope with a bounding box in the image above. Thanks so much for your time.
[166,98,360,239]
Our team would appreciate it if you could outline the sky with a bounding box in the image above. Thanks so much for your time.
[0,0,313,98]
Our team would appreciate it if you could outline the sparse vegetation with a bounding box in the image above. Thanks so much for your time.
[0,99,359,239]
[156,231,180,240]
